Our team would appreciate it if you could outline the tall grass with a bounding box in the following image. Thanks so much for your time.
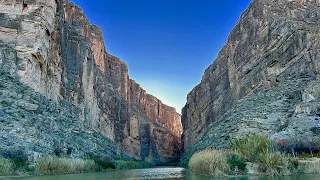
[231,135,293,176]
[0,157,14,176]
[298,158,320,174]
[231,136,272,162]
[114,160,154,170]
[188,136,297,177]
[227,153,246,172]
[258,152,292,176]
[188,150,229,176]
[35,156,96,175]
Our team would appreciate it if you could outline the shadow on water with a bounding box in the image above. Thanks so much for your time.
[1,168,320,180]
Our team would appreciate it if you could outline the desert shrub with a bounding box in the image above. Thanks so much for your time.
[95,159,115,170]
[35,156,96,175]
[0,157,14,176]
[299,152,313,159]
[290,138,314,155]
[2,148,28,168]
[53,147,64,157]
[231,135,273,162]
[258,152,286,168]
[258,152,291,176]
[188,150,229,176]
[114,160,154,170]
[297,158,320,174]
[84,153,115,170]
[275,139,290,153]
[2,148,28,162]
[227,153,246,172]
[231,136,296,176]
[276,137,316,156]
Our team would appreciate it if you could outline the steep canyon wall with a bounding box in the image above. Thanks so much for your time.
[0,0,181,164]
[181,0,320,163]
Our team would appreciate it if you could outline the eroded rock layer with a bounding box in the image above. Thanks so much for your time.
[181,0,320,163]
[0,0,181,164]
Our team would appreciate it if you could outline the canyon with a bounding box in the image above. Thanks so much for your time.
[181,0,320,164]
[1,0,320,171]
[0,0,181,164]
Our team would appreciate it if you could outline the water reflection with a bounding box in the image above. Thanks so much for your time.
[2,168,320,180]
[2,168,185,180]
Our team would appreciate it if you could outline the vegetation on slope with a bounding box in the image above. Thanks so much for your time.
[113,160,155,170]
[0,146,155,176]
[34,156,96,175]
[188,135,320,177]
[188,150,230,176]
[0,154,156,176]
[0,157,14,176]
[0,72,156,177]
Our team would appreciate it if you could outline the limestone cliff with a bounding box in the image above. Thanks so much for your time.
[181,0,320,163]
[0,0,181,164]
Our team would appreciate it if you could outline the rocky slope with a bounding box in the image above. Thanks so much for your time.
[0,70,120,162]
[0,0,181,164]
[181,0,320,163]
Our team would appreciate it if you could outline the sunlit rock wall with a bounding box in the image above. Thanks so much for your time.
[0,0,182,164]
[181,0,320,163]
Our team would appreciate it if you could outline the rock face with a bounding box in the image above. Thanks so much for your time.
[181,0,320,163]
[0,0,181,164]
[0,70,120,162]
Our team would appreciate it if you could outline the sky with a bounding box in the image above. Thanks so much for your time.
[70,0,252,113]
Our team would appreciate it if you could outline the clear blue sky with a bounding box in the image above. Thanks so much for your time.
[71,0,252,113]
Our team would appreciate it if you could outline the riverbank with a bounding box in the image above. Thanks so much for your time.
[0,154,155,177]
[187,135,320,177]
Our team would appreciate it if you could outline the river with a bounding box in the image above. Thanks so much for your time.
[1,168,319,180]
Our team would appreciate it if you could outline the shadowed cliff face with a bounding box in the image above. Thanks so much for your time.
[181,0,320,163]
[0,0,181,164]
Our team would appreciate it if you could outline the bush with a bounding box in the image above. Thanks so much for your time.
[231,135,273,162]
[299,152,313,159]
[275,139,290,153]
[227,153,246,172]
[231,136,295,176]
[53,147,64,157]
[2,148,29,169]
[84,153,115,170]
[298,158,320,174]
[95,159,115,170]
[188,150,229,176]
[0,157,14,176]
[2,148,28,163]
[276,137,316,156]
[35,156,96,175]
[258,152,291,176]
[114,160,154,170]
